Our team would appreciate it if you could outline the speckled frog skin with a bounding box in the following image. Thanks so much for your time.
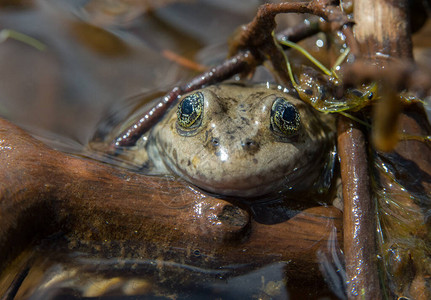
[131,82,335,198]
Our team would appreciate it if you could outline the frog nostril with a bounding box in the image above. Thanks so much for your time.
[241,139,259,152]
[211,138,220,146]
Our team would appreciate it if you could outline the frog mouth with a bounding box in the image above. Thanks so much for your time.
[170,161,319,198]
[159,136,334,198]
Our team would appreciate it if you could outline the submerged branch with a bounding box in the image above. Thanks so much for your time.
[0,118,342,282]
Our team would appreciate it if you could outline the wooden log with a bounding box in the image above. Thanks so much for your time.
[0,118,342,283]
[0,118,247,268]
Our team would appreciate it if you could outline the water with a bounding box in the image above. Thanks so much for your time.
[0,0,253,152]
[4,236,342,299]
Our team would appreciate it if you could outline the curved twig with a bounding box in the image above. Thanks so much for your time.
[112,51,257,147]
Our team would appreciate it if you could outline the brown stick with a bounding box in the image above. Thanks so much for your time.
[339,0,428,299]
[334,1,413,299]
[0,118,342,280]
[337,117,381,299]
[112,51,257,147]
[113,16,324,149]
[230,1,358,56]
[229,0,358,85]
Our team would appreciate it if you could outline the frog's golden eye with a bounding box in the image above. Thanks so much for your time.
[177,92,204,129]
[270,97,301,137]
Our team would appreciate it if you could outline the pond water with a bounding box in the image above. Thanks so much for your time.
[1,0,249,152]
[1,1,430,299]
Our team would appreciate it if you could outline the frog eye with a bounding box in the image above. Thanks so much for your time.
[270,97,301,137]
[177,92,204,129]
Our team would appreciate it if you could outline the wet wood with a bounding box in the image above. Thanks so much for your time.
[354,0,412,59]
[0,118,246,268]
[335,0,415,299]
[350,0,431,299]
[228,0,358,83]
[337,116,381,299]
[0,118,342,281]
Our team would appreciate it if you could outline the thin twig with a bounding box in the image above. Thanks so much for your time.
[112,51,257,147]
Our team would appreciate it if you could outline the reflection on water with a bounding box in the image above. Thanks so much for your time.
[19,256,292,299]
[7,238,342,299]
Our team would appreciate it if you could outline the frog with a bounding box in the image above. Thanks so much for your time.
[111,82,335,198]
